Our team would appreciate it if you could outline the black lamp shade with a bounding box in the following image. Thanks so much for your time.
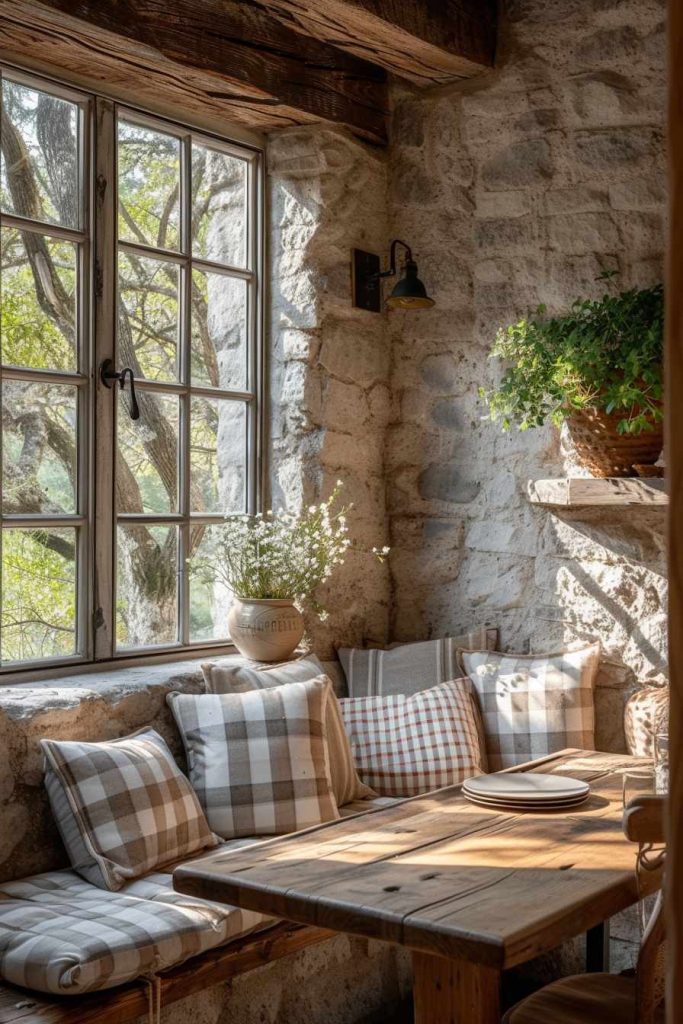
[386,258,435,310]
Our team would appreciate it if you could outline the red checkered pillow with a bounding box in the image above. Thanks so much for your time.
[339,678,484,797]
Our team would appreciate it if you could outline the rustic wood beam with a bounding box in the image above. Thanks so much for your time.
[0,0,387,144]
[256,0,497,86]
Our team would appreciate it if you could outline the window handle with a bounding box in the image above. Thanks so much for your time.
[100,359,140,420]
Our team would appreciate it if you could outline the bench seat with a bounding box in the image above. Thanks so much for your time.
[0,840,271,997]
[0,798,398,1000]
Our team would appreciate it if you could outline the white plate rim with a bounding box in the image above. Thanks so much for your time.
[464,790,593,806]
[462,773,590,801]
[461,792,590,808]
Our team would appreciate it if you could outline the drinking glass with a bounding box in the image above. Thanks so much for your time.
[654,732,669,794]
[621,766,655,809]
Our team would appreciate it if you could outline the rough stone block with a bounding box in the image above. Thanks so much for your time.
[610,174,667,210]
[475,190,532,219]
[544,185,610,215]
[573,127,663,177]
[547,211,619,253]
[418,462,481,504]
[481,138,554,190]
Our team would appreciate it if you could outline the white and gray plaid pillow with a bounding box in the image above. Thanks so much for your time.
[202,655,375,806]
[168,676,340,838]
[458,644,601,770]
[338,627,498,699]
[41,729,218,891]
[340,678,485,797]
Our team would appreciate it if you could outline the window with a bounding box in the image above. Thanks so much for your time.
[0,68,263,672]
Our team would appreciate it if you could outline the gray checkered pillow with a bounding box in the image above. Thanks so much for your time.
[168,676,339,838]
[202,655,375,806]
[338,627,498,698]
[458,644,600,770]
[41,729,218,891]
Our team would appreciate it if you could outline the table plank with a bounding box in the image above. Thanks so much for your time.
[175,751,659,968]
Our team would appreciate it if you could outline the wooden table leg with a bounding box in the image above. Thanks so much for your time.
[412,951,501,1024]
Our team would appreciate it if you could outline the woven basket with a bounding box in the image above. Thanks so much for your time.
[567,406,663,478]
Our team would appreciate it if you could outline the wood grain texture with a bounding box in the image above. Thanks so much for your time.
[257,0,497,86]
[175,751,661,970]
[413,952,500,1024]
[666,0,682,1020]
[528,477,668,508]
[0,0,387,144]
[0,923,332,1024]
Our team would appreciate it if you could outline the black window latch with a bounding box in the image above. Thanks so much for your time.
[100,359,140,420]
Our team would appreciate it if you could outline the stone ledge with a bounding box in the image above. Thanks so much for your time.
[0,657,236,720]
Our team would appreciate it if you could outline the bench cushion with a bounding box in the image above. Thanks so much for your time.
[0,840,271,996]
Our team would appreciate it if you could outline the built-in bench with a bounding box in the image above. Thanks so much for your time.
[0,655,661,1023]
[0,923,332,1024]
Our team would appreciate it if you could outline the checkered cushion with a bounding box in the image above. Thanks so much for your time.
[202,656,375,806]
[339,679,484,797]
[338,627,498,698]
[41,729,218,892]
[458,644,600,770]
[0,848,270,995]
[168,677,340,838]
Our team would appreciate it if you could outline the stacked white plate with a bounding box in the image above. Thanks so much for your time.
[462,773,590,811]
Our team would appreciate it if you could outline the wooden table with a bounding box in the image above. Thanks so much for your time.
[174,750,661,1024]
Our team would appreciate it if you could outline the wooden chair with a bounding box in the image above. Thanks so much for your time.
[502,794,666,1024]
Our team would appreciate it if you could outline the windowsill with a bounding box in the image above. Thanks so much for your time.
[0,646,242,690]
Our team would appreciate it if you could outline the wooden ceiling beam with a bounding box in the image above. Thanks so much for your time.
[255,0,497,87]
[0,0,388,144]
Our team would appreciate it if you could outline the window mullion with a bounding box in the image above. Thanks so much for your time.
[92,96,117,662]
[178,133,193,648]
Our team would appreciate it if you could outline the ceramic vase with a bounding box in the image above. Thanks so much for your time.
[227,598,304,662]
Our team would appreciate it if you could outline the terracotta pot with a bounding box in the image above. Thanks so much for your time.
[567,406,663,478]
[227,598,304,662]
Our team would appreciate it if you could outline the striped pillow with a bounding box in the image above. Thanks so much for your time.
[168,677,340,838]
[338,627,498,698]
[340,679,484,797]
[202,656,375,805]
[458,644,600,771]
[41,729,218,891]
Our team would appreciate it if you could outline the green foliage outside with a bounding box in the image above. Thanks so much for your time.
[1,77,246,663]
[481,274,664,435]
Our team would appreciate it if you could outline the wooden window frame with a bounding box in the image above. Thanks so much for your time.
[0,64,265,679]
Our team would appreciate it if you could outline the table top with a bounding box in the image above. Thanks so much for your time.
[174,750,660,969]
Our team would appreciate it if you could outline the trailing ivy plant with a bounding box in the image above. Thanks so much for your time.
[481,273,664,435]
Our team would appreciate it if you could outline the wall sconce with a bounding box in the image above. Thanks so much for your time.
[352,239,435,313]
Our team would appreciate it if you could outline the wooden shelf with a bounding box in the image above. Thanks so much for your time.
[527,477,668,508]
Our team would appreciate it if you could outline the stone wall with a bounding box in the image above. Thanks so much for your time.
[386,0,668,752]
[267,127,392,658]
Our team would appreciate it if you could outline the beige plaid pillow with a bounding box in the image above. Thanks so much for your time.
[340,679,485,797]
[458,644,601,771]
[168,676,340,838]
[338,627,498,698]
[42,729,218,891]
[202,656,375,805]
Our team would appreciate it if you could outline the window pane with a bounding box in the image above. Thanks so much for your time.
[117,391,178,513]
[118,121,180,250]
[0,79,80,229]
[191,270,247,390]
[188,523,231,643]
[192,143,247,268]
[1,227,78,371]
[190,398,246,513]
[118,250,179,382]
[1,380,77,514]
[1,527,77,663]
[116,523,177,648]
